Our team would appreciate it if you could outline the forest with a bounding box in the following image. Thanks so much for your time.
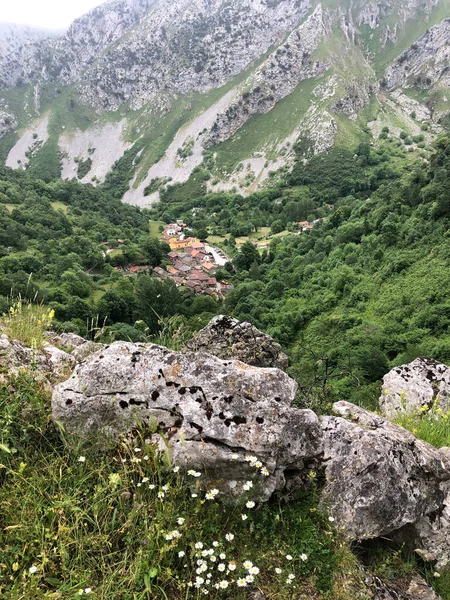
[2,132,450,410]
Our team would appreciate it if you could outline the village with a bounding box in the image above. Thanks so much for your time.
[153,221,234,297]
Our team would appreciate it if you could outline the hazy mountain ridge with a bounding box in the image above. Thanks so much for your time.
[1,0,450,204]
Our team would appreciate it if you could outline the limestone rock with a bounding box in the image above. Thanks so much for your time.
[185,315,288,370]
[396,483,450,570]
[0,333,52,379]
[380,358,450,418]
[52,342,322,501]
[320,401,450,540]
[45,332,87,350]
[71,341,105,362]
[41,342,76,377]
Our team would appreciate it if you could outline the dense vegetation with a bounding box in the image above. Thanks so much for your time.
[149,135,450,409]
[0,167,220,342]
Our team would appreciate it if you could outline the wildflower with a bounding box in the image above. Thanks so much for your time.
[177,517,185,525]
[29,565,38,574]
[143,455,149,460]
[106,471,121,487]
[241,514,248,520]
[231,454,239,460]
[188,470,196,476]
[328,516,335,522]
[194,472,202,477]
[243,481,253,491]
[137,483,142,488]
[78,456,86,463]
[228,563,236,571]
[157,491,165,499]
[275,567,282,574]
[178,551,185,558]
[84,589,92,595]
[202,550,209,557]
[245,574,254,583]
[225,533,234,542]
[149,484,156,490]
[219,553,226,560]
[243,561,253,570]
[162,484,169,492]
[434,572,441,578]
[255,461,262,468]
[218,563,226,572]
[210,555,216,562]
[287,574,295,581]
[286,555,293,561]
[173,466,180,473]
[195,577,205,587]
[212,541,219,547]
[246,501,255,509]
[261,467,269,476]
[219,581,229,589]
[195,542,204,549]
[237,578,247,587]
[249,566,260,575]
[191,493,198,498]
[142,477,149,483]
[300,553,308,561]
[134,448,141,452]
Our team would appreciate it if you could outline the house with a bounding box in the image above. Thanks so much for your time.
[117,239,124,244]
[298,221,309,229]
[208,278,217,287]
[168,251,179,260]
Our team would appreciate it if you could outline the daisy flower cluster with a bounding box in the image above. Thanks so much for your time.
[186,535,262,594]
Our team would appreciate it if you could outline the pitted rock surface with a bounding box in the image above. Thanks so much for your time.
[185,315,288,370]
[45,332,87,350]
[320,401,450,540]
[0,333,52,380]
[52,341,322,501]
[396,482,450,570]
[380,357,450,418]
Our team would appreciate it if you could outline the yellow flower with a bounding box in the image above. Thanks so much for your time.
[12,563,19,572]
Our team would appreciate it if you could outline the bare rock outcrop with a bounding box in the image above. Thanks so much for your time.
[321,401,450,540]
[52,341,322,501]
[185,315,288,370]
[380,357,450,418]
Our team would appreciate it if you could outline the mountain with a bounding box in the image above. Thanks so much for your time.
[1,0,450,206]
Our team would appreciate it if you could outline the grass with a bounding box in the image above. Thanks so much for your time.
[393,403,450,449]
[213,77,321,175]
[0,298,54,348]
[149,221,166,238]
[50,202,69,215]
[0,367,356,600]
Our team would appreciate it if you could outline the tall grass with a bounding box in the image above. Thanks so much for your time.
[0,297,54,348]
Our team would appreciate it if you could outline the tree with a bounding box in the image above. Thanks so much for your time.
[233,241,261,271]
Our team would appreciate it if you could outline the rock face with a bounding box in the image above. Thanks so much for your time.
[384,18,450,94]
[52,341,322,501]
[380,357,450,418]
[321,402,450,539]
[396,480,450,570]
[185,315,289,370]
[0,333,77,380]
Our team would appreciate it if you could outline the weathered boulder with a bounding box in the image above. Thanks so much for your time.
[41,342,76,376]
[380,358,450,418]
[395,481,450,570]
[71,341,105,362]
[52,342,322,501]
[185,315,288,370]
[0,333,52,380]
[320,402,450,540]
[45,332,87,350]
